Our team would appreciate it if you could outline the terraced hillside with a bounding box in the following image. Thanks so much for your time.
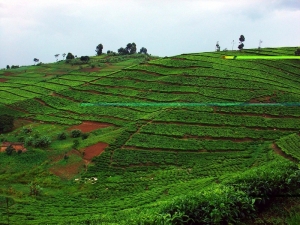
[0,48,300,224]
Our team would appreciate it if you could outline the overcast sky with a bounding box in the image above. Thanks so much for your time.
[0,0,299,68]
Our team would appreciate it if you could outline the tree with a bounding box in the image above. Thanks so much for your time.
[118,47,126,55]
[95,44,103,55]
[238,43,244,50]
[139,47,147,54]
[0,114,14,133]
[215,41,220,51]
[128,43,136,54]
[54,54,60,61]
[6,65,10,69]
[258,40,263,51]
[71,129,81,138]
[80,56,90,63]
[238,35,245,50]
[125,42,136,54]
[295,48,300,56]
[33,58,39,65]
[66,53,75,60]
[62,53,66,60]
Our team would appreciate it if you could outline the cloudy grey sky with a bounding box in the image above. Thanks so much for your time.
[0,0,299,68]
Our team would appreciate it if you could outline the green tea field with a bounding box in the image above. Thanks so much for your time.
[0,48,300,224]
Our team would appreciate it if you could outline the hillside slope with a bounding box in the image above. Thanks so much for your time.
[0,48,299,224]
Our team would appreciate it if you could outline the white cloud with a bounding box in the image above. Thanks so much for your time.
[0,0,299,68]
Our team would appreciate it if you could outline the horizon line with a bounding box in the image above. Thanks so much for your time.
[223,56,300,60]
[80,102,300,107]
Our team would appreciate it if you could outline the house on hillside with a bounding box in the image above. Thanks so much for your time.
[0,142,27,153]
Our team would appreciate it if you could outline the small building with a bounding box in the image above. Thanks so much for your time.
[0,142,27,153]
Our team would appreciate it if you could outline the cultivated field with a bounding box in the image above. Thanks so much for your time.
[0,48,300,224]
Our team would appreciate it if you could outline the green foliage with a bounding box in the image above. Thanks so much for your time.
[0,114,14,133]
[224,158,300,208]
[71,129,82,138]
[57,132,67,140]
[29,182,42,196]
[22,127,32,134]
[118,42,137,55]
[72,139,80,149]
[32,135,51,148]
[96,43,103,55]
[66,52,75,60]
[81,133,89,140]
[277,134,300,161]
[139,47,147,54]
[160,185,255,224]
[5,145,15,155]
[25,136,34,146]
[1,47,300,224]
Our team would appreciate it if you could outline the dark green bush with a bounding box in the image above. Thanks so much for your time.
[81,133,89,140]
[18,136,25,142]
[57,132,67,140]
[71,129,81,138]
[22,127,32,134]
[6,145,15,155]
[160,184,256,224]
[25,136,34,146]
[149,158,300,225]
[224,158,300,209]
[72,140,80,150]
[32,136,51,148]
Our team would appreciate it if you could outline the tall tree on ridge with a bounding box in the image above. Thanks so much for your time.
[238,35,245,50]
[96,44,103,55]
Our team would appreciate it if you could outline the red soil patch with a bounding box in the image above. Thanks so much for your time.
[68,121,112,132]
[0,78,7,82]
[80,67,100,72]
[49,150,85,179]
[49,161,85,179]
[83,142,108,161]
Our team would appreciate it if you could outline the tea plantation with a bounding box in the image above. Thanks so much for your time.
[0,48,300,224]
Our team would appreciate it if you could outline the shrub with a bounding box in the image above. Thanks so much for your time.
[25,136,34,146]
[64,154,69,160]
[57,132,67,140]
[22,127,32,134]
[81,133,89,140]
[72,140,80,150]
[32,136,51,148]
[5,145,15,155]
[71,129,81,138]
[18,136,25,142]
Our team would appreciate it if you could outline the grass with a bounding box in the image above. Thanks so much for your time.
[0,48,300,224]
